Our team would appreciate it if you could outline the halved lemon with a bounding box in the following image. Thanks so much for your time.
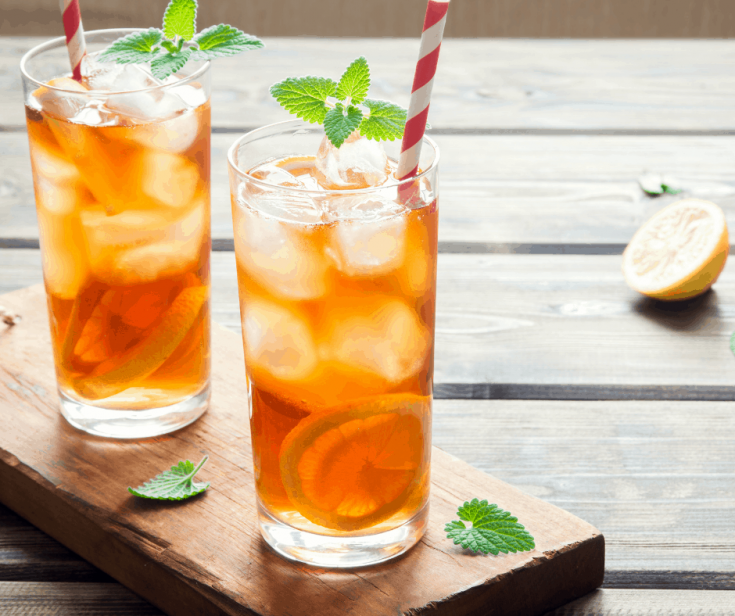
[623,198,729,301]
[279,394,430,531]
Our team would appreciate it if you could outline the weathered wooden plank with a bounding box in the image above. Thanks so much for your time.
[0,284,604,616]
[544,589,735,616]
[1,395,733,597]
[6,250,735,393]
[0,581,162,614]
[3,37,735,130]
[3,131,735,244]
[1,585,733,616]
[5,0,735,38]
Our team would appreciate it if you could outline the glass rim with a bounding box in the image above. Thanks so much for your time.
[19,28,211,95]
[227,119,440,196]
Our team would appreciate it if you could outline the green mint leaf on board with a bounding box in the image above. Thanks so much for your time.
[445,499,535,555]
[335,56,370,105]
[324,103,364,148]
[662,184,682,195]
[163,0,197,41]
[191,24,264,60]
[359,98,408,142]
[97,28,164,64]
[129,456,210,501]
[151,48,191,80]
[270,76,338,125]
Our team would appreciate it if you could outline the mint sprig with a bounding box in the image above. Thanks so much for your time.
[128,456,210,501]
[98,0,263,80]
[445,499,536,555]
[271,57,420,148]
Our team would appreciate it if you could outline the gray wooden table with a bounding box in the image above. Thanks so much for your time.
[1,37,735,615]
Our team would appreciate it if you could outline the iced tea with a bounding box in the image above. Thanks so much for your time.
[22,38,211,437]
[229,123,439,565]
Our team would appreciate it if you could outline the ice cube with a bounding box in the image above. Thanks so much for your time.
[140,150,200,208]
[81,203,206,285]
[233,202,329,300]
[242,298,318,382]
[37,203,90,299]
[168,83,208,108]
[238,166,323,223]
[314,132,390,189]
[73,100,120,127]
[134,108,200,152]
[81,55,158,92]
[320,192,406,222]
[106,89,187,123]
[325,298,429,384]
[29,145,85,214]
[329,207,408,277]
[29,77,88,119]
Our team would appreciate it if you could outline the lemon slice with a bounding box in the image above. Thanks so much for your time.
[623,198,729,301]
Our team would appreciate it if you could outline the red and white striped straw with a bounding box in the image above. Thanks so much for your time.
[397,0,451,180]
[60,0,86,81]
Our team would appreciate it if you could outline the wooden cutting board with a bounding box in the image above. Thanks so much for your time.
[0,285,604,616]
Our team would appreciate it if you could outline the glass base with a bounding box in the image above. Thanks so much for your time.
[258,500,429,568]
[59,384,210,439]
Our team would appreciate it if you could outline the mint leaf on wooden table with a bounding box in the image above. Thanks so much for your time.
[129,456,210,501]
[639,173,683,197]
[445,498,535,555]
[99,0,263,80]
[335,56,371,104]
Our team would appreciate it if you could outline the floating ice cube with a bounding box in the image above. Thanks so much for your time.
[242,298,317,382]
[328,205,408,277]
[133,108,200,152]
[233,202,329,300]
[326,298,429,384]
[320,192,406,222]
[168,83,208,108]
[140,150,200,208]
[29,77,88,119]
[314,132,390,189]
[73,99,120,127]
[106,89,187,122]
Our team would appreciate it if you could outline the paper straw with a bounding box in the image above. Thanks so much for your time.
[60,0,86,81]
[397,0,450,180]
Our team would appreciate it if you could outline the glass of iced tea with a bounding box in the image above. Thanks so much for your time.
[228,120,439,567]
[20,30,211,439]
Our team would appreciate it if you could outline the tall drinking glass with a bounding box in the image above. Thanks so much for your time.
[20,30,211,439]
[228,120,439,567]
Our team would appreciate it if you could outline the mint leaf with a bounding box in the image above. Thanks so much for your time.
[359,99,407,141]
[336,56,370,105]
[150,48,191,80]
[445,498,535,555]
[191,24,264,60]
[324,103,363,148]
[270,76,337,125]
[163,0,197,41]
[129,456,210,501]
[97,28,164,64]
[662,184,682,195]
[730,331,735,356]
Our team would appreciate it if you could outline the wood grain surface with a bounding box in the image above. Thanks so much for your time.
[4,0,735,38]
[5,250,735,395]
[0,285,605,616]
[3,132,735,245]
[4,37,735,130]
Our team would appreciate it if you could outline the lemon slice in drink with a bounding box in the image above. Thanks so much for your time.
[76,285,207,400]
[279,394,429,531]
[623,199,729,301]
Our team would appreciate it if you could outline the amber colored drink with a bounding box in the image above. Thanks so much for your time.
[21,35,211,438]
[229,122,439,566]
